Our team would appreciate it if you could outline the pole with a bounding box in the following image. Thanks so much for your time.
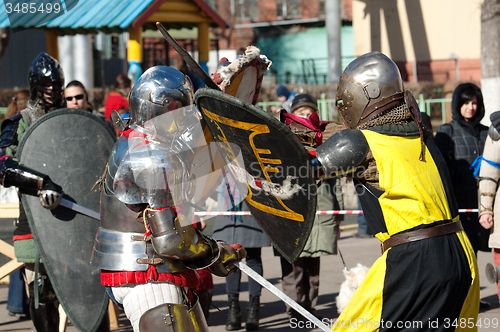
[326,0,342,84]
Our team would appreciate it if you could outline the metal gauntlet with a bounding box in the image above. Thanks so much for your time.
[146,208,220,269]
[207,242,246,277]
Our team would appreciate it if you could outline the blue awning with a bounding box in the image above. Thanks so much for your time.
[0,0,227,35]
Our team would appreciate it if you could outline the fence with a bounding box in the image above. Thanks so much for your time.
[257,94,451,124]
[0,95,450,124]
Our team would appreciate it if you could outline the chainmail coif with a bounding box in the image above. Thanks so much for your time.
[357,102,412,130]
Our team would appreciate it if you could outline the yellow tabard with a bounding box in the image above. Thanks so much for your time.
[361,130,456,241]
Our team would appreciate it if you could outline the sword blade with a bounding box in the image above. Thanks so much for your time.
[235,261,330,332]
[59,198,100,220]
[156,22,221,91]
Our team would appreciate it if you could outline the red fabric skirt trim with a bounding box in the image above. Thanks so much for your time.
[194,267,214,290]
[13,234,34,241]
[100,266,201,289]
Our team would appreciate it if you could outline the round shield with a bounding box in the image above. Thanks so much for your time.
[195,89,317,263]
[18,108,116,332]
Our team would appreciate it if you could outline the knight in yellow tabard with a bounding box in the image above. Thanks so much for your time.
[313,52,479,331]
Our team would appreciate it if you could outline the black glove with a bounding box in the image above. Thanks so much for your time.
[38,178,63,210]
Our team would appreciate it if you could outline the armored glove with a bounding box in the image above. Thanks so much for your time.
[208,242,247,277]
[38,178,63,210]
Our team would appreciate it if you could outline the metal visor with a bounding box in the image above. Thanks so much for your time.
[128,74,194,132]
[195,89,317,263]
[107,105,241,227]
[17,108,116,332]
[336,76,369,129]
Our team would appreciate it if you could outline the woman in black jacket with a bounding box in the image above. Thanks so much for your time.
[435,82,489,255]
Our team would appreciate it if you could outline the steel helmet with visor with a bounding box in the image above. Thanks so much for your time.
[28,52,65,112]
[335,52,404,129]
[128,66,194,134]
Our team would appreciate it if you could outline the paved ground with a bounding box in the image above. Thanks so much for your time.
[1,221,499,332]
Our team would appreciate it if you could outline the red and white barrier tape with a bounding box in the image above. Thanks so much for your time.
[194,209,479,216]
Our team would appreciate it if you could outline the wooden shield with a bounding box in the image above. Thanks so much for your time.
[195,89,317,263]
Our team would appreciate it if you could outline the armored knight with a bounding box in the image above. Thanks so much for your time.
[310,52,479,330]
[91,66,246,332]
[0,52,65,331]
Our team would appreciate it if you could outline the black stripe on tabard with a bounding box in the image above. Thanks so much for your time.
[425,137,459,220]
[354,179,388,235]
[380,234,472,331]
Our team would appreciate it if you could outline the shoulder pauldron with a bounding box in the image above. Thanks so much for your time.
[316,129,370,175]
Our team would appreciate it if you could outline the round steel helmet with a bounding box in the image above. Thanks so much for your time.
[336,52,404,129]
[28,52,65,110]
[129,66,194,132]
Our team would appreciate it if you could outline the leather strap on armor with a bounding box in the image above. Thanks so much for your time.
[381,220,463,253]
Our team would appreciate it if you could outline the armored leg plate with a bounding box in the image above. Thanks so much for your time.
[189,295,209,332]
[139,303,192,332]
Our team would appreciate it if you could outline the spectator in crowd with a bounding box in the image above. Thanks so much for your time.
[104,74,131,120]
[477,111,500,306]
[434,83,490,256]
[65,80,116,135]
[276,84,295,113]
[212,179,270,331]
[278,93,344,321]
[5,89,29,119]
[64,80,94,112]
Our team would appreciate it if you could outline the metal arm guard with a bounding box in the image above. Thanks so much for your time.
[146,208,221,270]
[316,129,370,176]
[146,208,244,276]
[0,156,46,190]
[0,113,48,190]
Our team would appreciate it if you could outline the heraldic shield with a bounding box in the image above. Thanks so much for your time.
[195,89,317,263]
[17,109,116,332]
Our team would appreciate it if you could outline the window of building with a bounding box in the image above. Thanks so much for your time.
[276,0,300,19]
[234,0,258,22]
[318,0,325,18]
